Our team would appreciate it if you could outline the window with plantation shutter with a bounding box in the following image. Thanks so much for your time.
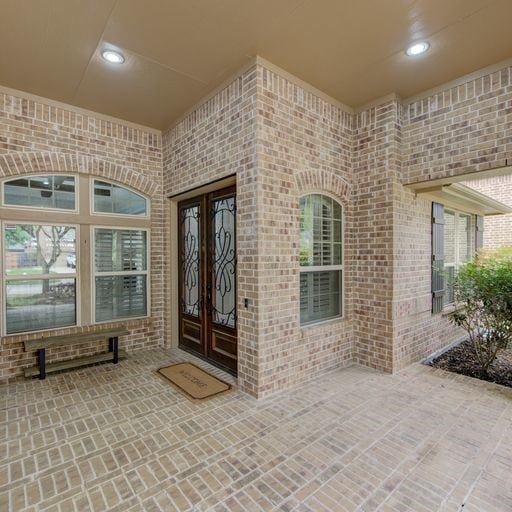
[94,228,148,322]
[476,215,484,251]
[432,202,445,314]
[0,174,151,336]
[299,194,343,325]
[443,209,473,307]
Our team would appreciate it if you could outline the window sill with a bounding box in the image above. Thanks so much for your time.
[300,315,344,333]
[1,316,154,340]
[442,304,464,317]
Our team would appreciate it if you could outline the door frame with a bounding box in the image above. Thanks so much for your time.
[167,175,237,373]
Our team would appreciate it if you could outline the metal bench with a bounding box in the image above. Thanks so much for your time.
[24,327,129,379]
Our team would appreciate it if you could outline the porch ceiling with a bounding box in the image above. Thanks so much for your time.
[413,183,512,216]
[1,0,511,129]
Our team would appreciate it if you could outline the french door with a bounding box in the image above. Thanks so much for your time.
[178,186,237,374]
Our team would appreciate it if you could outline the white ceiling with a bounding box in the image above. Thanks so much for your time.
[1,0,511,129]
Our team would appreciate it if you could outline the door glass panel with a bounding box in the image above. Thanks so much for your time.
[181,206,200,317]
[212,196,236,328]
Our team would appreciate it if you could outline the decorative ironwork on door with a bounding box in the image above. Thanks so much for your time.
[181,205,200,317]
[210,196,236,328]
[178,185,237,375]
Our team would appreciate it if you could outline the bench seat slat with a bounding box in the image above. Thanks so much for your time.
[24,327,129,351]
[24,349,128,377]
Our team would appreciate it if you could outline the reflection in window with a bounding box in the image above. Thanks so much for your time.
[6,279,76,334]
[93,180,147,216]
[444,210,473,306]
[299,194,343,325]
[3,175,76,210]
[3,224,77,334]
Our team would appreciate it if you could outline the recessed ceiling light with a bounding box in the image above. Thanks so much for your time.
[405,41,430,57]
[101,49,125,64]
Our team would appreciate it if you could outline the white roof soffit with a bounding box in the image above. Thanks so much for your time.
[413,183,512,216]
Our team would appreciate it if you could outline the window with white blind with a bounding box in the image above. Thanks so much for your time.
[93,228,149,322]
[0,175,150,335]
[299,194,343,325]
[443,209,473,306]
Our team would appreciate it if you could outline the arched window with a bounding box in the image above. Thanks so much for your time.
[93,180,148,216]
[1,175,150,335]
[3,175,76,210]
[299,193,343,325]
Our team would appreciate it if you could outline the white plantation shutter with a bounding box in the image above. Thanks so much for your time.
[432,202,445,314]
[299,194,343,325]
[94,228,148,321]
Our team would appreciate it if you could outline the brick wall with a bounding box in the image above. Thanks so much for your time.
[255,66,354,397]
[163,59,512,396]
[163,67,260,394]
[392,187,467,370]
[2,57,511,394]
[0,91,164,382]
[352,100,401,372]
[403,66,512,185]
[392,64,512,369]
[163,64,354,397]
[466,174,512,248]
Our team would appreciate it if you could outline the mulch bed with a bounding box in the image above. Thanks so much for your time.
[430,339,512,388]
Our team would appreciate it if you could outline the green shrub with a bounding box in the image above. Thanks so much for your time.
[451,251,512,373]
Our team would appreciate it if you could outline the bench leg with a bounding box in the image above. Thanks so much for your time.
[38,348,46,380]
[109,337,119,364]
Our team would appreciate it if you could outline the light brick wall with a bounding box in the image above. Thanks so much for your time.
[255,66,354,397]
[1,58,511,394]
[392,65,512,369]
[392,187,467,370]
[163,67,260,395]
[466,174,512,248]
[0,92,164,382]
[163,64,354,397]
[352,100,401,372]
[403,66,512,185]
[163,60,512,396]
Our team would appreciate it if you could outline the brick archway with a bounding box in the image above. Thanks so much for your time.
[0,152,160,197]
[294,169,350,203]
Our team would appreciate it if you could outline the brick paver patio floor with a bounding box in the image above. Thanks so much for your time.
[1,348,511,511]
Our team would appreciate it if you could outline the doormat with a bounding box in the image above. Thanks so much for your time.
[156,362,233,401]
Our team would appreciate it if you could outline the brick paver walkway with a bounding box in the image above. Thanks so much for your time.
[1,349,511,511]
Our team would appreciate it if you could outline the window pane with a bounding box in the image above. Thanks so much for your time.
[6,279,76,334]
[95,229,147,272]
[300,270,342,324]
[95,275,147,321]
[300,194,343,268]
[4,224,76,276]
[4,176,75,210]
[93,180,147,216]
[444,210,456,265]
[299,196,314,266]
[444,265,456,306]
[458,214,471,262]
